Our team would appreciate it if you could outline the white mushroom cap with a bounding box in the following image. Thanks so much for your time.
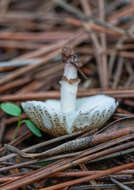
[22,95,118,137]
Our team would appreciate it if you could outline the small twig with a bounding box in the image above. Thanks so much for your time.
[98,0,108,89]
[39,162,134,190]
[0,130,32,157]
[80,0,105,88]
[110,177,133,190]
[70,182,134,190]
[0,59,40,67]
[0,31,87,86]
[0,118,5,144]
[1,88,134,101]
[89,144,134,163]
[0,131,82,162]
[4,127,134,160]
[4,137,91,159]
[53,0,133,38]
[112,57,124,88]
[108,25,134,79]
[0,152,80,173]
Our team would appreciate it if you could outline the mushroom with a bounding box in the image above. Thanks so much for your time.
[22,47,118,137]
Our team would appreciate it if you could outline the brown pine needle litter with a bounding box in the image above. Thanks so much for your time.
[1,0,134,189]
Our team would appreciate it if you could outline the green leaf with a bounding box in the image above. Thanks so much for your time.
[0,102,21,116]
[21,120,42,137]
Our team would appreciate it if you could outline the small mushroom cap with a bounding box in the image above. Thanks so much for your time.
[22,95,118,136]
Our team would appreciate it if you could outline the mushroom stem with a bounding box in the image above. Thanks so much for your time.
[60,63,80,113]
